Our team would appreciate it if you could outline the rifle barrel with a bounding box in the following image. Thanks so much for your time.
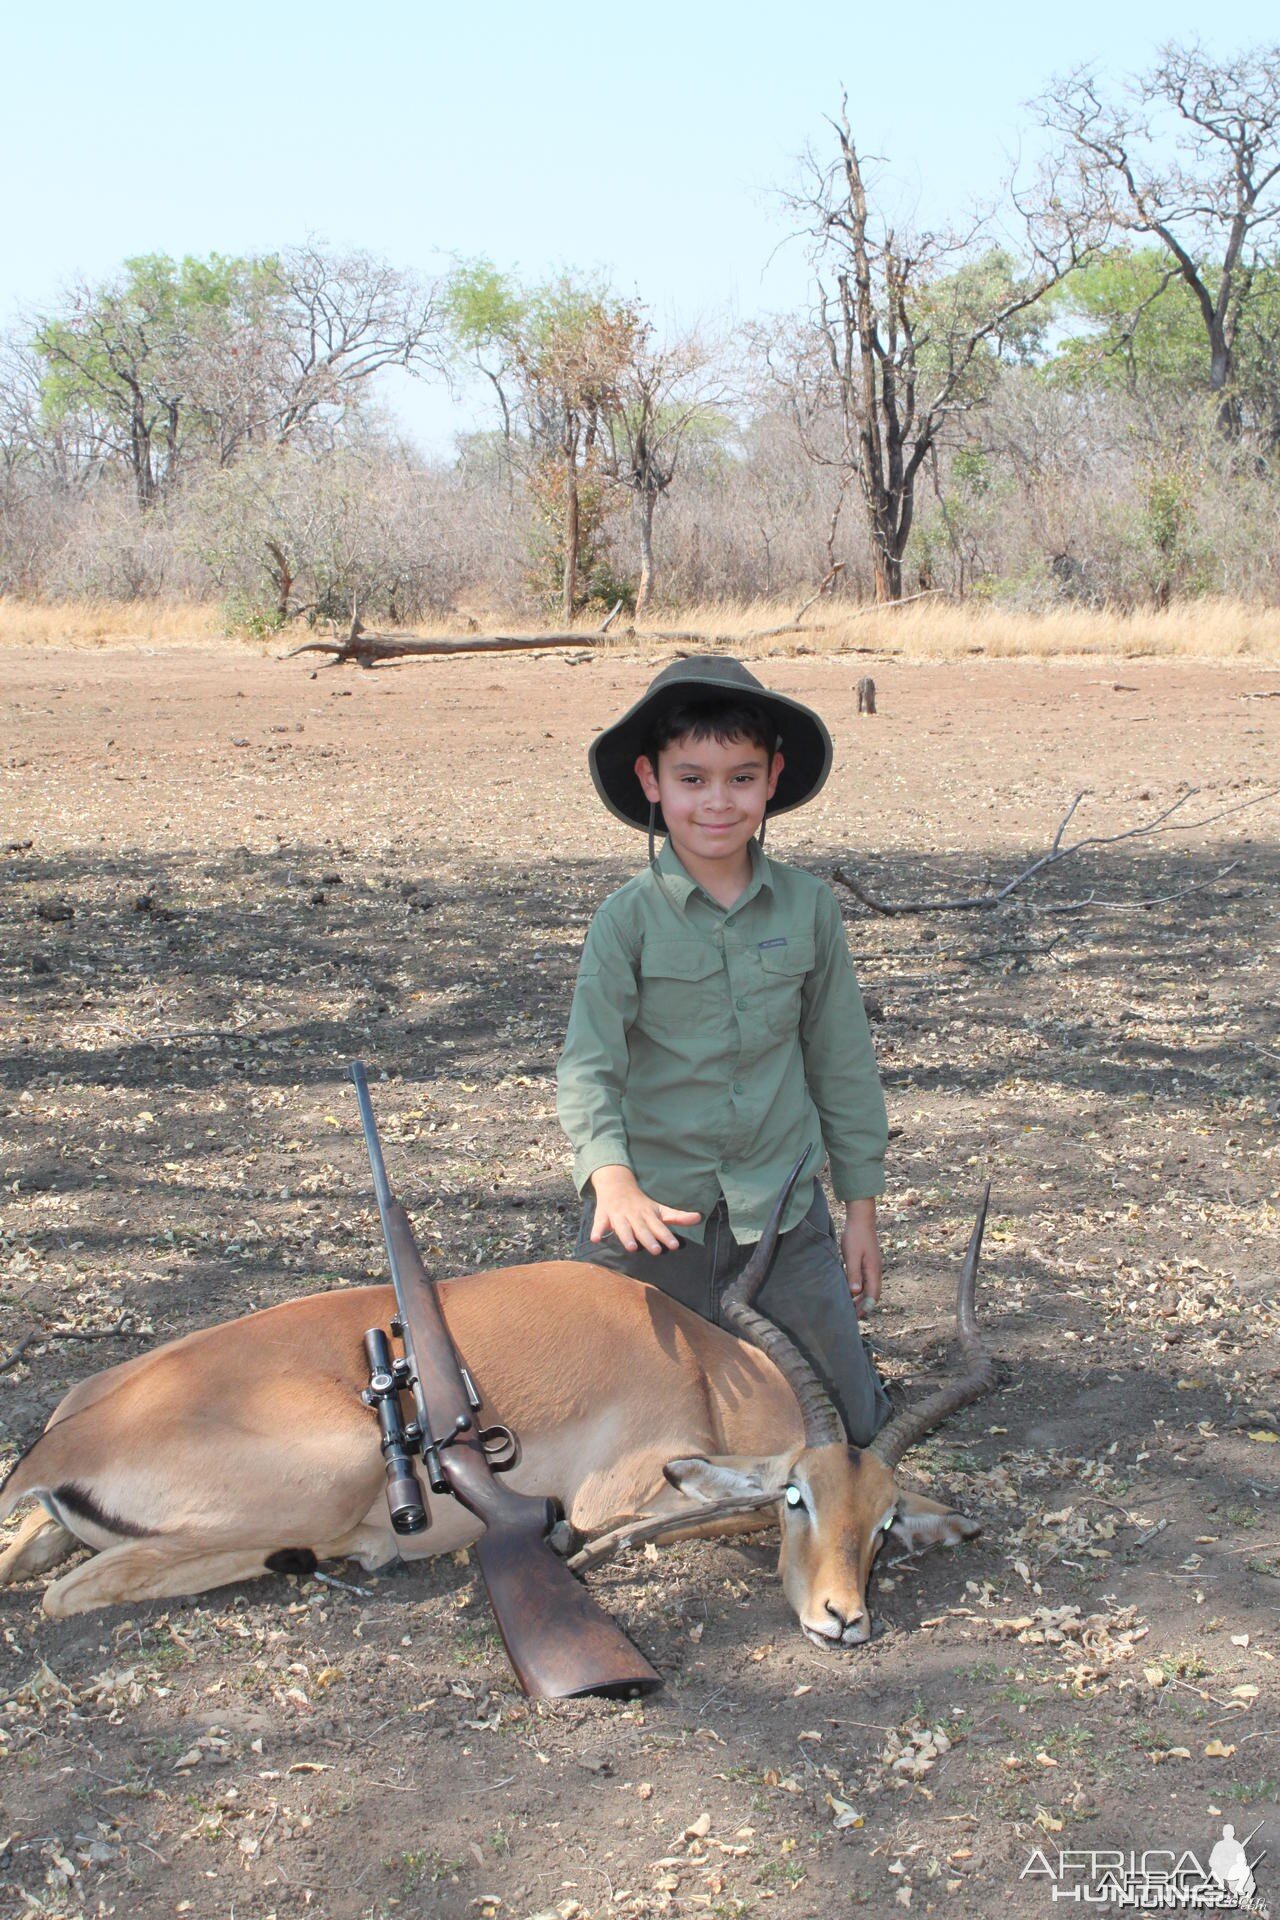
[346,1057,661,1700]
[348,1061,400,1281]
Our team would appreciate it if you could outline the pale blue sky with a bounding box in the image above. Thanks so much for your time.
[6,1,1274,449]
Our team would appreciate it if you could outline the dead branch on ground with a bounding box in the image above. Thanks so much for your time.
[0,1315,137,1375]
[283,573,948,666]
[285,610,607,668]
[833,788,1276,917]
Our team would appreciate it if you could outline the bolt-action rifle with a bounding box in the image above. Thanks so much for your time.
[348,1061,660,1701]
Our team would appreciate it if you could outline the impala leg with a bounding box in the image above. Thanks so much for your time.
[315,1522,400,1571]
[42,1537,297,1617]
[0,1504,80,1584]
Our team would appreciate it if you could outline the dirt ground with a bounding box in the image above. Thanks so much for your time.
[1,641,1278,1920]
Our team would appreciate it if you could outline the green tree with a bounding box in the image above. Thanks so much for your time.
[1038,40,1280,435]
[1047,244,1280,443]
[1047,247,1206,392]
[446,264,642,617]
[35,246,443,508]
[36,253,271,508]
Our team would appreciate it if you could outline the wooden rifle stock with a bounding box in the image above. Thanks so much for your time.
[349,1064,660,1701]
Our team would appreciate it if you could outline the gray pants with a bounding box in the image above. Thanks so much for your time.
[573,1186,891,1447]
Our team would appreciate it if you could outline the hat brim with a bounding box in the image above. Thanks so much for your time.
[589,672,833,832]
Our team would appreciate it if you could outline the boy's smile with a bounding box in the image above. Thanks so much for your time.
[635,733,784,904]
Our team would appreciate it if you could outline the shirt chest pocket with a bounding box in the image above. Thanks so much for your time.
[635,940,724,1043]
[756,934,815,1036]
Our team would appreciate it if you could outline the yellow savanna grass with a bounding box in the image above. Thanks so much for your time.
[0,594,1277,661]
[0,598,226,650]
[637,595,1280,662]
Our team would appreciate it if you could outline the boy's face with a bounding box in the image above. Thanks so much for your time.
[634,731,784,873]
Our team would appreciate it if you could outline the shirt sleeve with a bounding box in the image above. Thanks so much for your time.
[800,884,888,1202]
[555,905,640,1193]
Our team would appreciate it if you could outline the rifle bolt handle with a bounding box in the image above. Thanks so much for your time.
[431,1413,472,1452]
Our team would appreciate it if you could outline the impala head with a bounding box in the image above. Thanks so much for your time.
[664,1165,992,1650]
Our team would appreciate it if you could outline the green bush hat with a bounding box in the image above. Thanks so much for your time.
[588,655,834,833]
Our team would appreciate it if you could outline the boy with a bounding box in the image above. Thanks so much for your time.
[555,657,890,1446]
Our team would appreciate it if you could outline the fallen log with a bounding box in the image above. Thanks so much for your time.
[286,627,601,667]
[283,576,944,668]
[285,603,623,668]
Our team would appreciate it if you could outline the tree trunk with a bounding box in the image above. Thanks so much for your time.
[635,490,656,618]
[264,541,294,621]
[130,406,155,511]
[562,465,580,622]
[871,548,902,602]
[1209,328,1241,436]
[869,501,903,601]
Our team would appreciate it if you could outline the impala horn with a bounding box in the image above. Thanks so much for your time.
[869,1183,996,1471]
[719,1152,847,1449]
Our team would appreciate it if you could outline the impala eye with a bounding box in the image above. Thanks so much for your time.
[784,1486,803,1509]
[882,1512,896,1532]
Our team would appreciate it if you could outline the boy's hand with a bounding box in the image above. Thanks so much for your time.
[589,1165,701,1256]
[842,1197,883,1316]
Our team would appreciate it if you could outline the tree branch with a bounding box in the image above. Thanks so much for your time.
[833,788,1275,915]
[0,1315,137,1375]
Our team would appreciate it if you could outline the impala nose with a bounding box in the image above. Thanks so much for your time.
[824,1599,866,1640]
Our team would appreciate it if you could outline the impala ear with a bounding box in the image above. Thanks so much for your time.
[663,1455,787,1504]
[889,1490,982,1553]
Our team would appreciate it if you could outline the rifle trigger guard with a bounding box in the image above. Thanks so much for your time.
[479,1423,520,1471]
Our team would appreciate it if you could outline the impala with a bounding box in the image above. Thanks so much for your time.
[0,1184,994,1647]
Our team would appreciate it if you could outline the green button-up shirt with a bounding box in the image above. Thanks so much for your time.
[555,839,887,1245]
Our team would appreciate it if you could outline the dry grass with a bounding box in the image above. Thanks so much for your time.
[2,594,1278,661]
[643,595,1280,662]
[0,598,226,650]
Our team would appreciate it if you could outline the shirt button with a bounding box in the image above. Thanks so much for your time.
[732,1081,744,1094]
[735,997,747,1010]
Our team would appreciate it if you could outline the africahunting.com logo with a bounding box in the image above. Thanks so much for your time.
[1022,1825,1269,1911]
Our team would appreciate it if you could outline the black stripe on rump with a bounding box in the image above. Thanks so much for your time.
[54,1483,153,1538]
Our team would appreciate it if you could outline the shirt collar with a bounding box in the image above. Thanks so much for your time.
[653,836,775,914]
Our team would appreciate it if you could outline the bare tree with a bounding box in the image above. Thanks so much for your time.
[604,328,723,615]
[1038,40,1280,432]
[0,333,113,494]
[270,244,444,445]
[789,100,1098,600]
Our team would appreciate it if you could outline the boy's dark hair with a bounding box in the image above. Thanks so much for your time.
[646,698,778,763]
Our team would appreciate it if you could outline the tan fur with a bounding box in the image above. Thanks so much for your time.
[0,1260,973,1632]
